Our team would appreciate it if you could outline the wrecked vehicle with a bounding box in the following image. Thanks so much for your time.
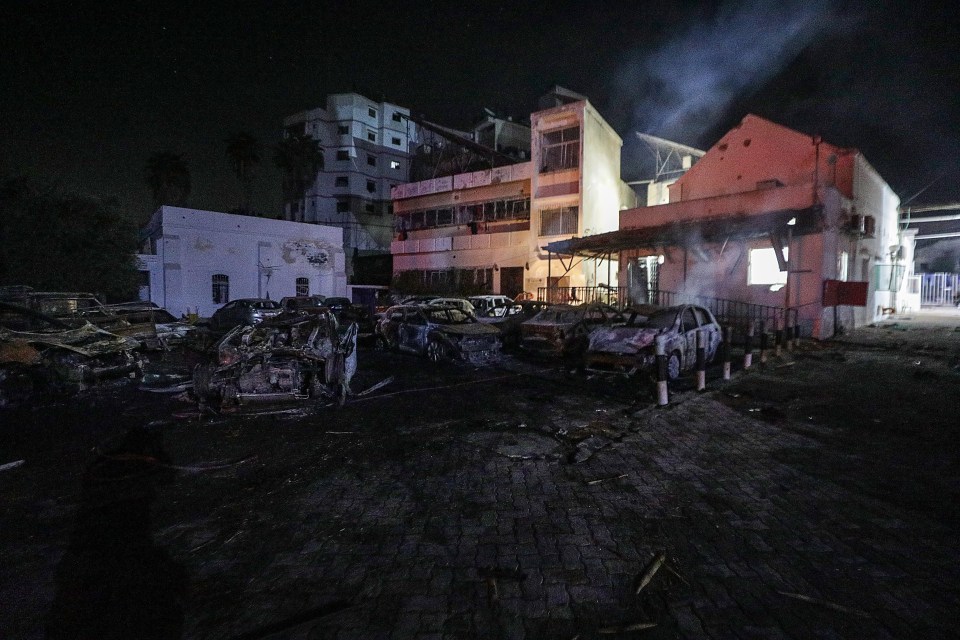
[375,303,501,365]
[321,296,376,340]
[0,302,141,405]
[279,295,327,315]
[476,300,551,348]
[193,311,357,409]
[519,303,625,359]
[583,304,721,379]
[103,301,197,349]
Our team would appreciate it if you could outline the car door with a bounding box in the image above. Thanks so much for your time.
[380,307,404,347]
[398,308,426,353]
[692,306,720,360]
[680,307,699,369]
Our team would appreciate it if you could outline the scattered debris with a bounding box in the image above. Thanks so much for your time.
[585,473,628,486]
[635,552,666,594]
[598,622,657,634]
[93,449,256,474]
[775,361,796,369]
[777,590,872,618]
[354,376,394,397]
[0,459,25,472]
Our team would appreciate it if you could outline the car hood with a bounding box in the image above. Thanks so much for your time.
[433,323,500,337]
[1,322,139,357]
[587,326,662,355]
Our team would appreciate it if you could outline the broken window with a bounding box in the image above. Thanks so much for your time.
[335,176,348,188]
[367,130,376,142]
[539,206,578,236]
[392,112,402,122]
[296,277,309,296]
[336,200,350,213]
[748,248,788,286]
[540,125,580,172]
[367,154,376,167]
[392,137,401,146]
[338,125,349,135]
[368,107,377,118]
[336,149,350,161]
[367,180,376,193]
[212,274,230,304]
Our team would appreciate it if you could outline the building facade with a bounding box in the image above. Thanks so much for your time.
[390,94,638,299]
[282,94,418,276]
[138,207,347,317]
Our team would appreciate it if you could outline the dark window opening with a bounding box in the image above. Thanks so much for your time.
[212,274,230,304]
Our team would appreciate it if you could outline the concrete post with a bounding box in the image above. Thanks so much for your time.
[743,321,754,370]
[655,334,669,406]
[774,314,783,357]
[759,320,768,364]
[695,329,706,391]
[722,325,732,380]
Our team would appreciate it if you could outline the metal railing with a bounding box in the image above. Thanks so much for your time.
[536,286,628,307]
[919,272,960,306]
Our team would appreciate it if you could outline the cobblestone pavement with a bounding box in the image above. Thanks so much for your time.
[2,323,959,639]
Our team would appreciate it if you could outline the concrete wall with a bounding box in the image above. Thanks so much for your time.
[139,207,346,317]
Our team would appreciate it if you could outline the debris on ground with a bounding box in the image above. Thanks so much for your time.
[777,590,872,618]
[598,621,657,634]
[0,460,25,472]
[635,552,667,594]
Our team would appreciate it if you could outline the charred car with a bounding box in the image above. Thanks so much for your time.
[584,304,721,379]
[103,301,197,349]
[375,303,501,365]
[321,296,376,341]
[0,302,141,405]
[279,295,327,315]
[208,298,282,332]
[193,310,357,409]
[475,300,551,348]
[519,303,625,359]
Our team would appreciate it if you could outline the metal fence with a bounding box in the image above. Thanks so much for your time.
[536,286,628,307]
[918,273,960,307]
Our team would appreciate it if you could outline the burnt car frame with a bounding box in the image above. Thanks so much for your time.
[375,303,501,365]
[519,302,625,359]
[193,310,357,409]
[584,304,721,379]
[208,298,282,332]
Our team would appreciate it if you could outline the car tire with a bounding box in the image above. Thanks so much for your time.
[425,339,447,363]
[667,351,682,381]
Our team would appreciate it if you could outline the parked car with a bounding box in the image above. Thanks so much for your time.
[194,309,356,409]
[468,295,514,318]
[279,295,327,315]
[476,300,551,348]
[375,303,501,365]
[0,302,142,406]
[208,298,282,331]
[429,297,477,316]
[520,303,625,359]
[0,287,151,342]
[583,304,721,379]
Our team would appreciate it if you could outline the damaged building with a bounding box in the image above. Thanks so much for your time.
[546,115,913,338]
[137,207,347,318]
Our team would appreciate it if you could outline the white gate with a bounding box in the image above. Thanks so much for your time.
[919,272,960,306]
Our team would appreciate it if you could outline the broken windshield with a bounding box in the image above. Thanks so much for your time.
[426,308,473,324]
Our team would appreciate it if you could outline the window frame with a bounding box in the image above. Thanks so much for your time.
[212,273,230,304]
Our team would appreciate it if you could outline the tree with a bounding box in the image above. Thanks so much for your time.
[273,135,323,220]
[145,152,191,209]
[0,177,140,301]
[225,132,261,214]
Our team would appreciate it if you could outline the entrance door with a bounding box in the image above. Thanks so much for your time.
[500,267,524,300]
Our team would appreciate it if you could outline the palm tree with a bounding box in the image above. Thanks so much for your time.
[145,152,191,209]
[273,135,323,221]
[225,132,261,214]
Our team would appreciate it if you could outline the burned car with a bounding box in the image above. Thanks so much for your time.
[193,310,356,409]
[208,298,282,332]
[279,295,327,315]
[475,300,551,348]
[103,301,197,349]
[584,304,721,379]
[0,302,141,405]
[375,303,501,365]
[519,303,625,359]
[321,296,376,341]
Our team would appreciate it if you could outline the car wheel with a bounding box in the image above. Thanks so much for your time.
[667,351,682,381]
[426,339,447,363]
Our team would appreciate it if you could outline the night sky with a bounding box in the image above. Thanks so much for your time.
[2,0,958,224]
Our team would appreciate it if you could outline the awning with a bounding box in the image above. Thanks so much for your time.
[543,206,821,258]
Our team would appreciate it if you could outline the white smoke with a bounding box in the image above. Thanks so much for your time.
[612,0,839,144]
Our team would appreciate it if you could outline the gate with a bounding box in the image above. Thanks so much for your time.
[919,273,960,306]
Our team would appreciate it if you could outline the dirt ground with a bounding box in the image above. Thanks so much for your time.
[2,312,959,639]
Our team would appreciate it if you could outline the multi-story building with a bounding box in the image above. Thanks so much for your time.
[390,89,639,299]
[282,94,418,277]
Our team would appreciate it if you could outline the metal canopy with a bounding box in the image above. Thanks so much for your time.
[543,207,821,259]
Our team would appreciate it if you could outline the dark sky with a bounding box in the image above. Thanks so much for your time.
[2,0,958,223]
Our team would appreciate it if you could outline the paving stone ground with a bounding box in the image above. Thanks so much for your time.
[2,317,959,639]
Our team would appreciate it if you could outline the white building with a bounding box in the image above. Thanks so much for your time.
[282,94,418,273]
[137,207,347,317]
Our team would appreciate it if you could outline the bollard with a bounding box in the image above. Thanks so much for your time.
[695,329,706,391]
[758,320,768,364]
[793,323,801,349]
[722,325,732,380]
[743,321,754,370]
[785,311,794,352]
[655,334,669,406]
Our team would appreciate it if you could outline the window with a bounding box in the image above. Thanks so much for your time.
[337,125,349,135]
[367,154,376,167]
[391,136,401,145]
[392,112,402,122]
[366,180,376,193]
[540,125,580,172]
[336,200,350,213]
[539,206,578,236]
[212,274,230,303]
[748,248,788,285]
[365,202,376,213]
[335,176,348,188]
[368,107,377,118]
[838,251,849,281]
[296,277,309,296]
[367,130,376,142]
[336,149,350,161]
[390,160,400,169]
